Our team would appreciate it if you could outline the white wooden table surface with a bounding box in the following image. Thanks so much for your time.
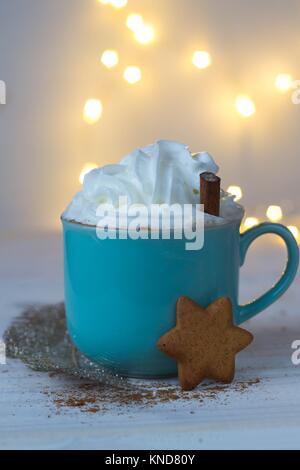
[0,231,299,450]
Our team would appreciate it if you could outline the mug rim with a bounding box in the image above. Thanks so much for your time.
[61,214,243,232]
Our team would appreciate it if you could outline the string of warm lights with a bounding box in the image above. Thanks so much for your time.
[123,66,142,84]
[98,0,128,9]
[126,14,144,33]
[227,189,299,242]
[235,95,256,118]
[241,217,260,232]
[79,162,99,184]
[126,13,155,45]
[227,186,243,202]
[275,73,294,93]
[80,1,299,243]
[192,51,211,70]
[83,98,103,125]
[101,49,119,69]
[85,2,295,122]
[288,225,300,241]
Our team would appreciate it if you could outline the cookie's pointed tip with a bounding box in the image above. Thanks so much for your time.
[156,334,168,352]
[245,330,254,346]
[212,296,233,312]
[177,296,190,307]
[177,296,203,311]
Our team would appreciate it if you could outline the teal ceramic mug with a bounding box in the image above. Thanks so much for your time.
[62,218,299,378]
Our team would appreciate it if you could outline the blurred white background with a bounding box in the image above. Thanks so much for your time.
[0,0,300,235]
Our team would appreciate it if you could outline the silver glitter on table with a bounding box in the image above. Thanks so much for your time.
[3,302,262,409]
[3,303,129,388]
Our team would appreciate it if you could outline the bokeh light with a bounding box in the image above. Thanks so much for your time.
[126,14,155,45]
[126,14,145,32]
[227,185,243,201]
[134,25,155,45]
[242,217,260,232]
[110,0,128,8]
[266,205,283,222]
[101,50,119,69]
[275,73,293,93]
[123,66,142,84]
[83,99,103,124]
[79,163,98,184]
[98,0,128,7]
[192,51,211,70]
[235,95,256,118]
[288,225,299,242]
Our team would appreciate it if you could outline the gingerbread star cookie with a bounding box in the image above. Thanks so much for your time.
[157,296,253,391]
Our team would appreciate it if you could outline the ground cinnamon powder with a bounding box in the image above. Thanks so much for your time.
[47,377,260,414]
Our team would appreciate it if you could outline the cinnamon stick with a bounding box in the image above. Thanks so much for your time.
[200,172,221,217]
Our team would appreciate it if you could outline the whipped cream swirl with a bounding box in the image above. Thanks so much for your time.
[63,140,243,226]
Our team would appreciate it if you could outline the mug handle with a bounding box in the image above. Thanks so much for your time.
[237,223,299,324]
